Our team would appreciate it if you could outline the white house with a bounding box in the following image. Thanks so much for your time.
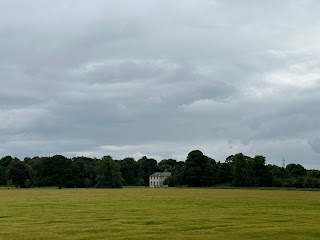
[149,170,171,188]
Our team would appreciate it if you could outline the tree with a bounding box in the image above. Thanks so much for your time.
[228,153,254,187]
[0,166,6,186]
[8,160,31,188]
[163,176,175,187]
[252,155,272,186]
[267,164,289,187]
[137,178,145,186]
[40,155,80,188]
[137,156,157,186]
[286,164,307,178]
[6,179,13,189]
[95,156,123,188]
[214,162,232,184]
[0,156,19,185]
[25,179,31,189]
[118,157,139,186]
[0,156,15,169]
[24,156,44,187]
[184,150,214,187]
[307,170,320,178]
[83,178,91,189]
[73,156,99,188]
[164,161,185,187]
[156,159,178,172]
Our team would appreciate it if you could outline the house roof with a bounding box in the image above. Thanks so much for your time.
[150,171,171,177]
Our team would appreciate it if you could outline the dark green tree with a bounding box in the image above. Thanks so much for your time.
[0,156,15,169]
[24,156,44,187]
[137,178,145,186]
[137,156,157,186]
[214,162,232,184]
[267,164,289,187]
[95,156,123,188]
[228,153,254,187]
[25,179,31,189]
[73,156,99,187]
[184,150,214,187]
[8,160,31,188]
[6,179,13,188]
[252,155,272,186]
[307,170,320,178]
[40,155,80,188]
[0,166,6,186]
[286,164,307,178]
[0,156,19,185]
[118,157,138,186]
[83,178,91,189]
[156,159,178,172]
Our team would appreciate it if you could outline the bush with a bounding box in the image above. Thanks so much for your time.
[137,178,145,186]
[273,178,284,187]
[304,177,314,188]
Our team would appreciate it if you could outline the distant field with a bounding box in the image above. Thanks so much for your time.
[0,188,319,240]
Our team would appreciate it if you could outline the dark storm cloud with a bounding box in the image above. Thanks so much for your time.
[1,0,320,168]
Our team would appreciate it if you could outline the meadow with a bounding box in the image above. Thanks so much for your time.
[0,187,319,240]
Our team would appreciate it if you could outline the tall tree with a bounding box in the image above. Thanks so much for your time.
[73,156,99,187]
[118,157,138,186]
[137,156,157,186]
[252,155,271,186]
[95,156,123,188]
[24,156,44,187]
[228,153,253,187]
[8,160,31,188]
[156,159,178,172]
[169,162,186,186]
[40,155,80,188]
[0,166,6,186]
[184,150,214,187]
[214,162,232,184]
[286,163,307,178]
[0,156,15,169]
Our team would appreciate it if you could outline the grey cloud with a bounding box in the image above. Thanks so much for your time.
[1,1,320,167]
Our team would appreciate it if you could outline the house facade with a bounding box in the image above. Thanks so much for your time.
[149,170,171,188]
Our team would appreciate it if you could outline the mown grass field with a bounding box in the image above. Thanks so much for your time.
[0,187,319,240]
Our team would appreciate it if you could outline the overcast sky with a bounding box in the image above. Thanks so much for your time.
[1,0,320,168]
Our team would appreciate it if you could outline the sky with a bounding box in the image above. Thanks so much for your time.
[1,0,320,169]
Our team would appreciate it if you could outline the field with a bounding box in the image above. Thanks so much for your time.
[0,188,319,240]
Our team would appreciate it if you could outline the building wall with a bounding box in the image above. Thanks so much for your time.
[149,175,168,188]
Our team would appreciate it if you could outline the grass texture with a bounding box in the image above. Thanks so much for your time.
[0,188,319,240]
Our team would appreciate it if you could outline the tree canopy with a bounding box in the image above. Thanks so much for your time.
[1,151,320,189]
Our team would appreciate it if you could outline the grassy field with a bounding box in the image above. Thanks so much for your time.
[0,188,319,240]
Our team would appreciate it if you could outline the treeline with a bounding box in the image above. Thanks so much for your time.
[1,150,320,189]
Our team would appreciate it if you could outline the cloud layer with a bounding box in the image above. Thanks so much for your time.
[1,0,320,168]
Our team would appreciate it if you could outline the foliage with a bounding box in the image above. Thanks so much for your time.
[137,156,157,186]
[83,178,91,189]
[95,156,123,188]
[0,150,320,189]
[25,179,31,189]
[73,156,98,187]
[137,178,145,186]
[184,150,215,187]
[40,155,80,188]
[286,163,307,177]
[118,157,138,186]
[6,179,13,188]
[8,160,31,188]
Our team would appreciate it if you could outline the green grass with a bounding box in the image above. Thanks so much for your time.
[0,188,319,240]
